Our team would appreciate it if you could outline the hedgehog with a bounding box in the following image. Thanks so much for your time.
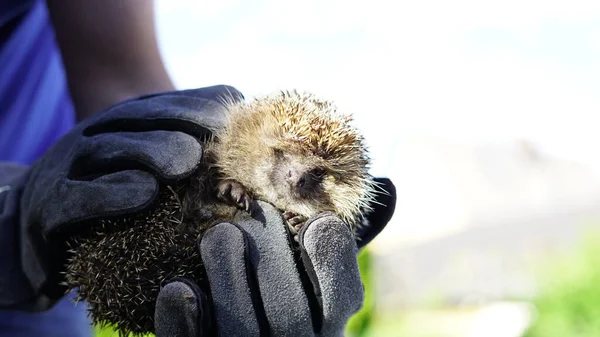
[63,90,380,336]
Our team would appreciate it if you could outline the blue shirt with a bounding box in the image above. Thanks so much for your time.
[0,1,92,336]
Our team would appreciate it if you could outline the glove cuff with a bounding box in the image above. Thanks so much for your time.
[0,162,59,310]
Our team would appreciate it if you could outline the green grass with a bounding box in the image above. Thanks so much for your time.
[346,248,375,336]
[523,228,600,337]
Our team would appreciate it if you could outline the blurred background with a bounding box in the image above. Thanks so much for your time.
[111,1,600,336]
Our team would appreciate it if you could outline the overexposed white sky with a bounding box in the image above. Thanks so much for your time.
[155,0,600,177]
[154,0,600,247]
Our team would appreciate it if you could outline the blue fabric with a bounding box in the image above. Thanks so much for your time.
[0,0,76,165]
[0,1,92,336]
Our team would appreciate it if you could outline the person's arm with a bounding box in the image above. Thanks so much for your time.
[45,0,175,121]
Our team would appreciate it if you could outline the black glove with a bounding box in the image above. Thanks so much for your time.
[355,177,396,249]
[154,183,396,337]
[0,85,243,311]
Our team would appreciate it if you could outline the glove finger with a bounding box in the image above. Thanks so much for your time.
[198,222,263,337]
[232,201,315,336]
[297,213,364,336]
[154,85,245,102]
[155,278,213,337]
[72,130,204,182]
[355,177,396,249]
[41,170,158,236]
[83,85,244,137]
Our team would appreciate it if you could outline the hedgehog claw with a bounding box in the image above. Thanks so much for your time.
[216,181,232,200]
[243,196,251,214]
[217,179,253,214]
[283,211,307,238]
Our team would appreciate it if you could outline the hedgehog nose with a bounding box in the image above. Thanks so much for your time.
[285,169,307,188]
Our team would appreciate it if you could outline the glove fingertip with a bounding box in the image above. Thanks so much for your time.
[197,222,268,336]
[155,279,211,337]
[356,177,397,249]
[372,177,397,224]
[298,214,364,334]
[182,85,245,103]
[299,213,357,253]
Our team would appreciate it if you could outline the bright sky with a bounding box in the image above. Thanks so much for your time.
[155,0,600,177]
[154,0,600,247]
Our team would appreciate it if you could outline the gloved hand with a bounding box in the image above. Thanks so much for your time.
[355,177,396,249]
[155,194,396,337]
[0,85,243,311]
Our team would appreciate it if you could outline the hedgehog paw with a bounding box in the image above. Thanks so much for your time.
[283,211,307,241]
[217,179,253,213]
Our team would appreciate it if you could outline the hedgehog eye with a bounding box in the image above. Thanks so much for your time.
[311,167,326,178]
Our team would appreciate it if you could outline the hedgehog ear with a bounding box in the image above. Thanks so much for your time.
[355,177,396,249]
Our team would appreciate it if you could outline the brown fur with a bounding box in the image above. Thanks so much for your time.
[186,90,378,230]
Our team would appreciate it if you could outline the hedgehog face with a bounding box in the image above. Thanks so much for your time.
[268,146,330,203]
[213,90,377,226]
